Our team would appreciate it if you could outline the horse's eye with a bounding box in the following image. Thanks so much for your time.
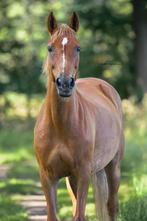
[48,45,54,53]
[76,46,80,52]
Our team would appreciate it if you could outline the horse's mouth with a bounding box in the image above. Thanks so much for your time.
[55,75,75,98]
[56,85,73,98]
[58,90,72,97]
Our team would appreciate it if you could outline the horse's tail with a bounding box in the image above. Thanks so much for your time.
[92,169,110,221]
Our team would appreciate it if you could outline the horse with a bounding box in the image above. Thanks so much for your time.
[34,12,124,221]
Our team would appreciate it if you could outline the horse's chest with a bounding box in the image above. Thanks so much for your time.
[46,144,75,179]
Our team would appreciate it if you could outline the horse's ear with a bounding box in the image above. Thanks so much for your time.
[47,12,58,35]
[69,12,79,32]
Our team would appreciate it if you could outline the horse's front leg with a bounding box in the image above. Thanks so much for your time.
[40,169,58,221]
[73,168,90,221]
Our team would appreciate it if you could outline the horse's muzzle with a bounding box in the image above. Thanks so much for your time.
[55,75,75,97]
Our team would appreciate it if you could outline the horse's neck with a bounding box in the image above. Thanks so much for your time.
[46,78,77,133]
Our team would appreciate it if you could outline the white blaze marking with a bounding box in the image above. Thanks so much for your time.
[61,37,68,72]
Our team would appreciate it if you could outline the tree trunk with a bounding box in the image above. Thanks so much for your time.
[133,0,147,92]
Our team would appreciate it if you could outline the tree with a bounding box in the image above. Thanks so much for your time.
[75,0,138,99]
[132,0,147,92]
[0,0,146,99]
[0,0,47,95]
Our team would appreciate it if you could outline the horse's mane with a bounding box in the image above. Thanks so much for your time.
[43,24,75,76]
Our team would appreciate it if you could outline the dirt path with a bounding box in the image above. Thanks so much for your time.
[0,164,9,180]
[0,164,47,221]
[20,194,47,221]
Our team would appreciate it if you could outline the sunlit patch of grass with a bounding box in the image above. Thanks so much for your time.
[59,206,72,220]
[57,179,72,219]
[86,203,96,221]
[0,178,40,195]
[119,183,131,201]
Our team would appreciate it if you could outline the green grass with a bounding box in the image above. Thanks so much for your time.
[0,94,147,220]
[0,195,29,221]
[120,195,147,221]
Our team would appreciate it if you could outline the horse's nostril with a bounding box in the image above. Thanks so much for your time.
[69,78,75,88]
[56,76,74,92]
[56,77,62,87]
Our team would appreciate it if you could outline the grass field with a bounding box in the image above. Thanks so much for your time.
[0,93,147,220]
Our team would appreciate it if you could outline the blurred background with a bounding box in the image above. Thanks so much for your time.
[0,0,147,221]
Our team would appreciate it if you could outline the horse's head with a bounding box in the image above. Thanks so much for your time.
[46,12,80,97]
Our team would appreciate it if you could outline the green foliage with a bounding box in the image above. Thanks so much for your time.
[122,96,147,176]
[0,0,143,98]
[0,0,47,94]
[75,0,141,98]
[120,195,147,221]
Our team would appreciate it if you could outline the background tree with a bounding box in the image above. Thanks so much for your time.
[74,0,141,99]
[132,0,147,93]
[0,0,146,100]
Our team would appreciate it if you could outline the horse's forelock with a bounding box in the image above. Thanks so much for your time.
[51,24,75,42]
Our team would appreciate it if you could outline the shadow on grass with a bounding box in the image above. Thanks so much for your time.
[7,160,39,181]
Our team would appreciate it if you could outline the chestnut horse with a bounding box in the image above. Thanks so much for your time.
[34,12,124,221]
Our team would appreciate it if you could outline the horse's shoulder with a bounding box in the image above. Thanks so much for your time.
[96,78,121,111]
[76,77,122,114]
